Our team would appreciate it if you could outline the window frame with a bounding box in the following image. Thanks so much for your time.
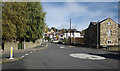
[108,30,111,36]
[107,22,111,25]
[107,40,112,44]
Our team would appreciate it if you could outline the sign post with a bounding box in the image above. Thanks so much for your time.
[9,47,14,59]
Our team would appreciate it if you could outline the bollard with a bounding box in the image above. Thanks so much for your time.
[9,47,14,59]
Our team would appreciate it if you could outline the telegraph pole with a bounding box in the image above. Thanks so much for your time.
[70,18,71,44]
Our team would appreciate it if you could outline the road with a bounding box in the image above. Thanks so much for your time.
[2,43,119,69]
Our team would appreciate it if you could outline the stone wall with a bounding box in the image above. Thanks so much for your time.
[67,37,84,45]
[4,42,18,51]
[3,39,43,51]
[22,42,36,49]
[73,37,84,44]
[118,28,120,46]
[100,18,118,46]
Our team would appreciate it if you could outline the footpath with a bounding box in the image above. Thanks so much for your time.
[0,43,48,64]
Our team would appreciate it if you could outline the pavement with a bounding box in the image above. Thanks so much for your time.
[0,43,48,64]
[2,42,119,69]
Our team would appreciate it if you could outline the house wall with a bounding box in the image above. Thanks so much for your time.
[59,35,64,39]
[100,18,118,46]
[74,33,81,38]
[65,33,73,38]
[64,32,81,38]
[118,28,120,46]
[84,23,99,47]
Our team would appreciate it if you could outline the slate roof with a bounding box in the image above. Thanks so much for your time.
[90,18,118,26]
[90,22,98,25]
[66,29,80,33]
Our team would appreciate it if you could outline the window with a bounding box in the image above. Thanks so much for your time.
[108,30,111,36]
[61,35,63,37]
[107,40,112,44]
[108,22,111,25]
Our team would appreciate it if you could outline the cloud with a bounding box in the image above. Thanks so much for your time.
[42,2,118,31]
[41,0,120,2]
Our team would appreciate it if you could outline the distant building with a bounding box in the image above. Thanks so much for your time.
[119,24,120,45]
[64,29,82,39]
[84,18,119,47]
[44,29,64,41]
[59,33,64,39]
[44,29,55,41]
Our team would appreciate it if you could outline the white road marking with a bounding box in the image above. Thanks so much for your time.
[60,47,64,48]
[21,56,24,58]
[25,53,28,56]
[70,53,106,60]
[97,51,106,54]
[69,46,74,47]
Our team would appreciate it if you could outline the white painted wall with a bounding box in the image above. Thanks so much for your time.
[50,35,53,38]
[64,32,81,38]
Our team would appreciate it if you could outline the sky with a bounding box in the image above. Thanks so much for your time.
[41,2,118,31]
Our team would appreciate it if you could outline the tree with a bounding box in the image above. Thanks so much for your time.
[25,2,46,42]
[2,2,46,42]
[2,2,28,42]
[61,28,66,34]
[51,27,58,32]
[45,26,49,33]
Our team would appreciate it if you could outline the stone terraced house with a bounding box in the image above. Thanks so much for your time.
[85,18,119,47]
[118,24,120,46]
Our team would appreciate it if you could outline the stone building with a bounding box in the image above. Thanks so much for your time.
[85,18,119,47]
[118,24,120,46]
